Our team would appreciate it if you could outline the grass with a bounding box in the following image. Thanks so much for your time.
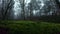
[0,21,60,34]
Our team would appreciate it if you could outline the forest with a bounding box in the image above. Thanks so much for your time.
[0,0,60,22]
[0,0,60,34]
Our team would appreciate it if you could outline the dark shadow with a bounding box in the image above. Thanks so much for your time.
[0,27,10,34]
[38,15,60,23]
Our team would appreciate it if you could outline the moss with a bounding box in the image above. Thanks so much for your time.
[0,21,60,34]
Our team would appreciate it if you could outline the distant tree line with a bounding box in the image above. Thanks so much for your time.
[0,0,60,22]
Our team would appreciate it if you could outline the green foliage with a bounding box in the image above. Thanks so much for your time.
[0,21,60,34]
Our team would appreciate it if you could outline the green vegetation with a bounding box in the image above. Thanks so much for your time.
[0,21,60,34]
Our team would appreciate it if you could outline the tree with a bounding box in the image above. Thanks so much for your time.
[28,0,34,20]
[1,0,14,20]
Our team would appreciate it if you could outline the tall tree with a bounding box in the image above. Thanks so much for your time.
[1,0,14,20]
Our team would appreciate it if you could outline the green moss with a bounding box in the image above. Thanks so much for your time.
[0,21,60,34]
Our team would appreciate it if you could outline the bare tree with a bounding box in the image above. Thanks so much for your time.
[1,0,14,20]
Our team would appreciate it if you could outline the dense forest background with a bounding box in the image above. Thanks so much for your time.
[0,0,60,22]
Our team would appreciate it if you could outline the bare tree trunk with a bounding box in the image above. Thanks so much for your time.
[22,0,25,20]
[1,0,12,20]
[30,3,33,20]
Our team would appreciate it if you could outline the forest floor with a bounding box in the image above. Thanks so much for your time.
[0,21,60,34]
